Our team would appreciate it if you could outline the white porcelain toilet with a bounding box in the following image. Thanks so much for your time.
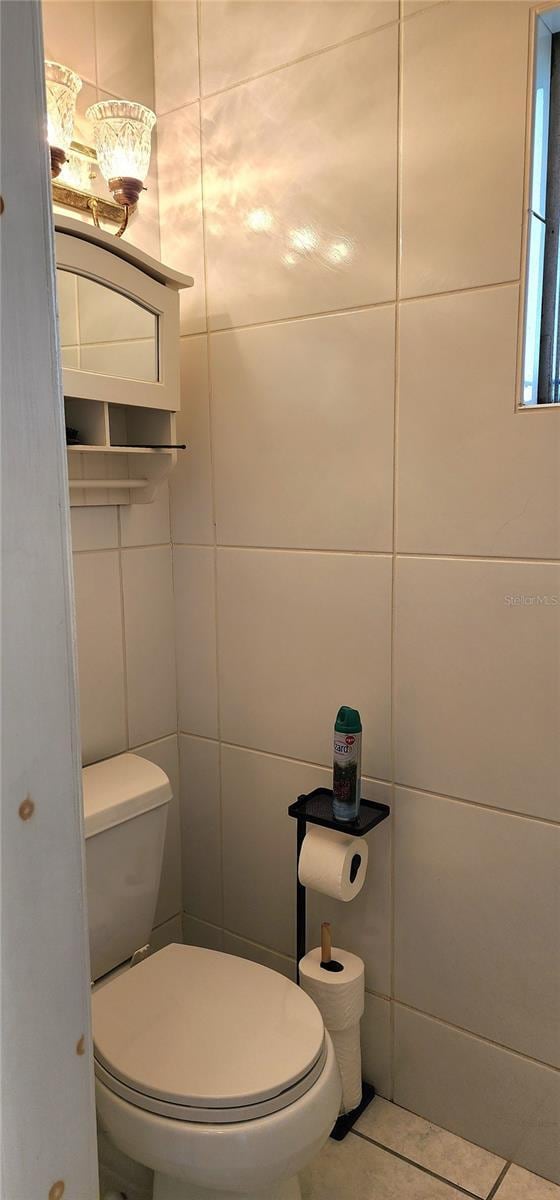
[83,753,341,1200]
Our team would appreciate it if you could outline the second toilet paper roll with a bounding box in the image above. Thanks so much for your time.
[298,824,368,901]
[299,947,365,1030]
[299,947,365,1115]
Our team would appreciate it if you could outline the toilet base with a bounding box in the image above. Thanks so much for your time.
[153,1171,301,1200]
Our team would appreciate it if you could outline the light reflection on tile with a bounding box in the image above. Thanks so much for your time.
[202,29,398,328]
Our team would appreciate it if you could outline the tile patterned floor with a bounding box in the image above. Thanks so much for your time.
[301,1099,560,1200]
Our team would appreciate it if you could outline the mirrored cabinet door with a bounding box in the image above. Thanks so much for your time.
[56,230,180,412]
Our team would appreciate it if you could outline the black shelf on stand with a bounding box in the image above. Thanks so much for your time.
[288,786,390,1142]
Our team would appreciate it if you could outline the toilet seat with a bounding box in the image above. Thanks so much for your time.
[93,944,326,1125]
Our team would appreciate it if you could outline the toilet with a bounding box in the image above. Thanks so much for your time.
[83,752,341,1200]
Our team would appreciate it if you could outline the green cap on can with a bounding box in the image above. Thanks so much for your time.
[335,706,362,734]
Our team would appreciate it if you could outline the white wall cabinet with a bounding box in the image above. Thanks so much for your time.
[55,215,193,504]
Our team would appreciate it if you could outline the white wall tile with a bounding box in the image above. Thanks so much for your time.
[395,788,560,1066]
[394,558,560,820]
[171,336,215,546]
[361,993,392,1099]
[72,550,127,765]
[199,0,398,95]
[179,734,222,926]
[120,483,171,548]
[401,1,528,296]
[42,0,96,84]
[217,549,392,778]
[210,308,395,551]
[174,547,218,737]
[223,932,296,982]
[158,104,206,335]
[94,1,155,107]
[182,913,224,951]
[70,507,118,552]
[397,286,560,559]
[202,28,398,329]
[121,546,177,746]
[221,745,328,956]
[153,1,199,115]
[394,1006,560,1184]
[307,778,392,996]
[135,735,181,927]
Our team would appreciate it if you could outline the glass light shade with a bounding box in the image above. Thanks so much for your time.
[85,100,156,184]
[45,61,82,153]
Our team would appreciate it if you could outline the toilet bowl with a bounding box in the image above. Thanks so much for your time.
[83,755,341,1197]
[93,943,341,1199]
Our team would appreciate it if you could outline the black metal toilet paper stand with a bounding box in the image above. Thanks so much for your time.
[288,787,390,1141]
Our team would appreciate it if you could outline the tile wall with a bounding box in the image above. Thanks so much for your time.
[157,0,560,1182]
[43,0,180,934]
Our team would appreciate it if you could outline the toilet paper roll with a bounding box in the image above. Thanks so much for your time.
[331,1025,362,1114]
[298,825,368,902]
[299,947,365,1031]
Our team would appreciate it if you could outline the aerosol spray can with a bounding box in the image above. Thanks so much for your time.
[332,706,362,822]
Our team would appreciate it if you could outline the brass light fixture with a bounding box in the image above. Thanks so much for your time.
[86,100,156,237]
[45,61,156,238]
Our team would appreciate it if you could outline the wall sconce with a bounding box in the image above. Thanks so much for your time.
[86,100,156,236]
[45,60,156,238]
[45,60,82,177]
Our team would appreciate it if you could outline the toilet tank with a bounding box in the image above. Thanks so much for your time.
[82,753,171,981]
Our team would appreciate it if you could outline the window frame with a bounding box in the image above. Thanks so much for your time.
[519,3,560,409]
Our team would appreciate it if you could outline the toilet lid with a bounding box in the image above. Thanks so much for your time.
[93,944,326,1123]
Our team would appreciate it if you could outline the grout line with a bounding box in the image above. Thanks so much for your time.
[198,16,402,105]
[72,541,172,555]
[388,0,405,1104]
[486,1162,512,1200]
[169,542,560,566]
[212,545,393,558]
[395,551,560,565]
[350,1130,486,1200]
[115,536,131,751]
[394,780,560,828]
[486,1161,513,1200]
[194,0,226,935]
[197,279,520,341]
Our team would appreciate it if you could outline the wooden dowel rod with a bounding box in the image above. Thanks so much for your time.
[321,922,332,964]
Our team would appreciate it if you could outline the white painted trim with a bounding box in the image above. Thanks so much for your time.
[55,213,194,291]
[0,3,98,1195]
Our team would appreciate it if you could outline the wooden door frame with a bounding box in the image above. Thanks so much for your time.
[1,2,98,1196]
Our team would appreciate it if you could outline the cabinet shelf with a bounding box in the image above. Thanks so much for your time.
[67,444,174,455]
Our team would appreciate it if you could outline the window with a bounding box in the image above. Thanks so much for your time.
[523,8,560,406]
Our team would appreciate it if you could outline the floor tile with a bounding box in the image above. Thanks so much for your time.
[303,1132,466,1199]
[356,1097,505,1197]
[495,1165,560,1200]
